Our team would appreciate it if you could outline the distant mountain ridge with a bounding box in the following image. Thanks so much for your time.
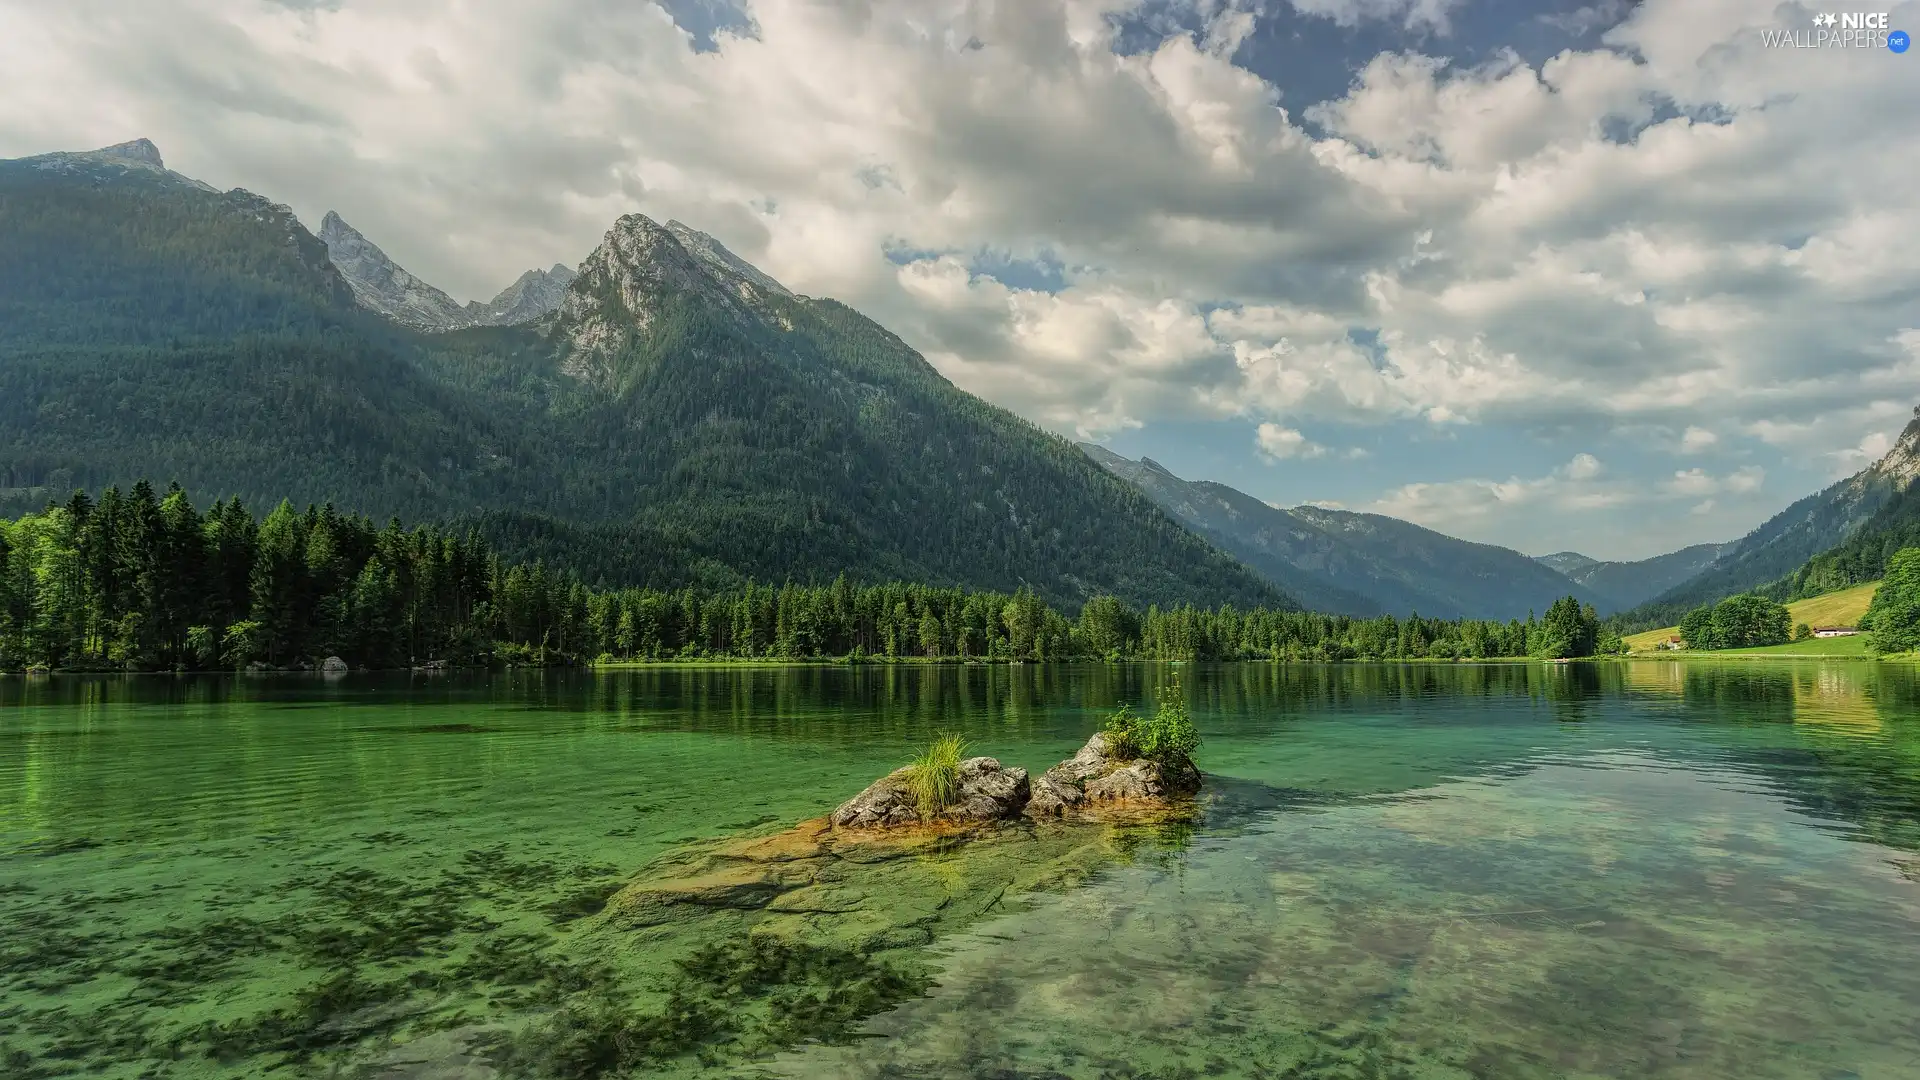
[0,139,1282,612]
[1534,552,1598,575]
[1532,544,1731,610]
[1081,445,1611,620]
[318,211,574,330]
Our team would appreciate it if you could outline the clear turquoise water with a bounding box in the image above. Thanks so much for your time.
[3,662,1919,1078]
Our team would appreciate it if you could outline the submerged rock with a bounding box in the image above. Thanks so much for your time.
[1025,732,1201,819]
[830,757,1031,829]
[321,655,349,674]
[610,860,818,927]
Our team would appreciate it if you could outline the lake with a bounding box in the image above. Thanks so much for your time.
[4,662,1919,1079]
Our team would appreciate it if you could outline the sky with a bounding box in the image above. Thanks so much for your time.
[1,0,1916,561]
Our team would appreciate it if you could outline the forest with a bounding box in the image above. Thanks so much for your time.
[0,483,1622,671]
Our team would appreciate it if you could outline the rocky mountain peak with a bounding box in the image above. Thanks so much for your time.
[7,138,218,192]
[553,212,793,386]
[1873,408,1920,489]
[317,213,573,331]
[317,211,471,331]
[664,219,791,299]
[477,263,578,326]
[96,138,165,169]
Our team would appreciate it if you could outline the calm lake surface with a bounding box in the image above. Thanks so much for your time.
[4,662,1920,1079]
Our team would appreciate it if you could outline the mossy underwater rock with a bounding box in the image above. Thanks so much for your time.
[602,818,1107,949]
[1024,731,1202,819]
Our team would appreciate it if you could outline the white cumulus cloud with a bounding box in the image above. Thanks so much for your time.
[1255,422,1328,460]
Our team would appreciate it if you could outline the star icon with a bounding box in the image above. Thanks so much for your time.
[1823,12,1839,26]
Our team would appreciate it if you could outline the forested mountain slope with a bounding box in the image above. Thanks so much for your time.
[1778,468,1920,600]
[1082,446,1608,620]
[1621,409,1920,627]
[1069,449,1383,616]
[0,141,1283,611]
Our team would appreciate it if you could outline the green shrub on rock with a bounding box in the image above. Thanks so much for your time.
[1102,680,1200,766]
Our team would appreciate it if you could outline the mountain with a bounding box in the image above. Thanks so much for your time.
[1280,504,1613,619]
[0,140,1282,611]
[1757,407,1920,602]
[1532,543,1731,610]
[664,219,790,297]
[10,137,210,193]
[481,263,577,325]
[1623,409,1920,625]
[1076,449,1384,616]
[0,141,358,351]
[1081,446,1610,620]
[1535,552,1599,575]
[518,212,1287,607]
[318,210,473,330]
[318,211,574,330]
[1782,481,1920,599]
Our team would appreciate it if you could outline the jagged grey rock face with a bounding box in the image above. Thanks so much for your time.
[477,263,577,326]
[665,219,791,299]
[319,211,474,331]
[92,138,165,168]
[553,213,792,387]
[1868,409,1920,491]
[319,212,576,332]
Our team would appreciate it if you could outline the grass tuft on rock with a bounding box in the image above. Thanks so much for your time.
[905,733,969,820]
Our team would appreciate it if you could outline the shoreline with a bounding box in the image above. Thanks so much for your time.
[3,654,1911,676]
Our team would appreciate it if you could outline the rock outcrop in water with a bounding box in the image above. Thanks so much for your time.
[831,757,1032,828]
[829,735,1202,831]
[1025,731,1203,819]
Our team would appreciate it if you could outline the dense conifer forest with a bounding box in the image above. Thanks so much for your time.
[0,483,1617,671]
